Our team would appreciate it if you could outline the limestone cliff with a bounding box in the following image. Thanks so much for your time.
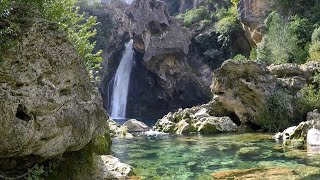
[99,0,211,120]
[0,20,108,170]
[237,0,275,46]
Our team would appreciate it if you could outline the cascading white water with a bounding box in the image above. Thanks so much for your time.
[123,0,133,4]
[110,40,134,119]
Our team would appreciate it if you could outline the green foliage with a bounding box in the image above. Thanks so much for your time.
[289,16,314,47]
[0,0,10,18]
[299,72,320,111]
[257,90,292,132]
[257,12,301,64]
[27,165,45,180]
[309,27,320,61]
[232,54,247,61]
[179,6,211,27]
[249,48,257,60]
[215,6,240,47]
[0,0,102,75]
[230,0,240,6]
[42,0,102,72]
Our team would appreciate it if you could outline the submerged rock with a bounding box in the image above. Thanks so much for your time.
[212,167,298,180]
[236,147,261,158]
[0,21,107,170]
[123,119,150,132]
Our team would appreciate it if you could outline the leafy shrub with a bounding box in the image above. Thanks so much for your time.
[215,6,240,47]
[27,165,45,180]
[299,72,320,112]
[257,90,292,132]
[249,48,257,60]
[309,27,320,61]
[42,0,102,72]
[232,54,247,61]
[0,0,102,75]
[179,6,211,27]
[257,12,301,64]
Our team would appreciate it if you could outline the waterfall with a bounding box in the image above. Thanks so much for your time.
[110,40,134,120]
[119,0,133,4]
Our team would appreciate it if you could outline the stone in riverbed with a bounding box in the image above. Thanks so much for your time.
[212,167,297,179]
[236,147,261,158]
[154,106,238,134]
[94,155,134,179]
[194,117,238,134]
[109,119,134,138]
[123,119,150,132]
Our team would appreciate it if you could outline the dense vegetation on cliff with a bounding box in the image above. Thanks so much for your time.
[170,0,320,132]
[0,0,102,74]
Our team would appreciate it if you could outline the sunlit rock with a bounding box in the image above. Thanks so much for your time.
[123,119,150,132]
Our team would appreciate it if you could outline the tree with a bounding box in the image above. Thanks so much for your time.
[42,0,102,72]
[309,27,320,61]
[1,0,102,75]
[257,12,301,64]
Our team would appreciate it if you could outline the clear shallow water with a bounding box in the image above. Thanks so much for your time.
[112,133,320,179]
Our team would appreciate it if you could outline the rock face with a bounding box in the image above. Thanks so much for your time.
[237,0,275,46]
[153,101,239,134]
[126,0,195,91]
[212,60,279,125]
[99,0,211,120]
[0,21,107,170]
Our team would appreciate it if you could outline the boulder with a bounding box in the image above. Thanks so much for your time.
[154,101,239,134]
[212,60,279,125]
[299,61,320,82]
[123,119,150,132]
[94,155,134,179]
[0,21,107,170]
[211,167,314,180]
[236,147,261,158]
[109,119,134,138]
[194,117,238,134]
[268,63,303,78]
[275,110,320,148]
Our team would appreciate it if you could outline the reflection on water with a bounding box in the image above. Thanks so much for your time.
[112,133,320,179]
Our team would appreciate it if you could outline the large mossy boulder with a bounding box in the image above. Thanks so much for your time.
[0,20,108,170]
